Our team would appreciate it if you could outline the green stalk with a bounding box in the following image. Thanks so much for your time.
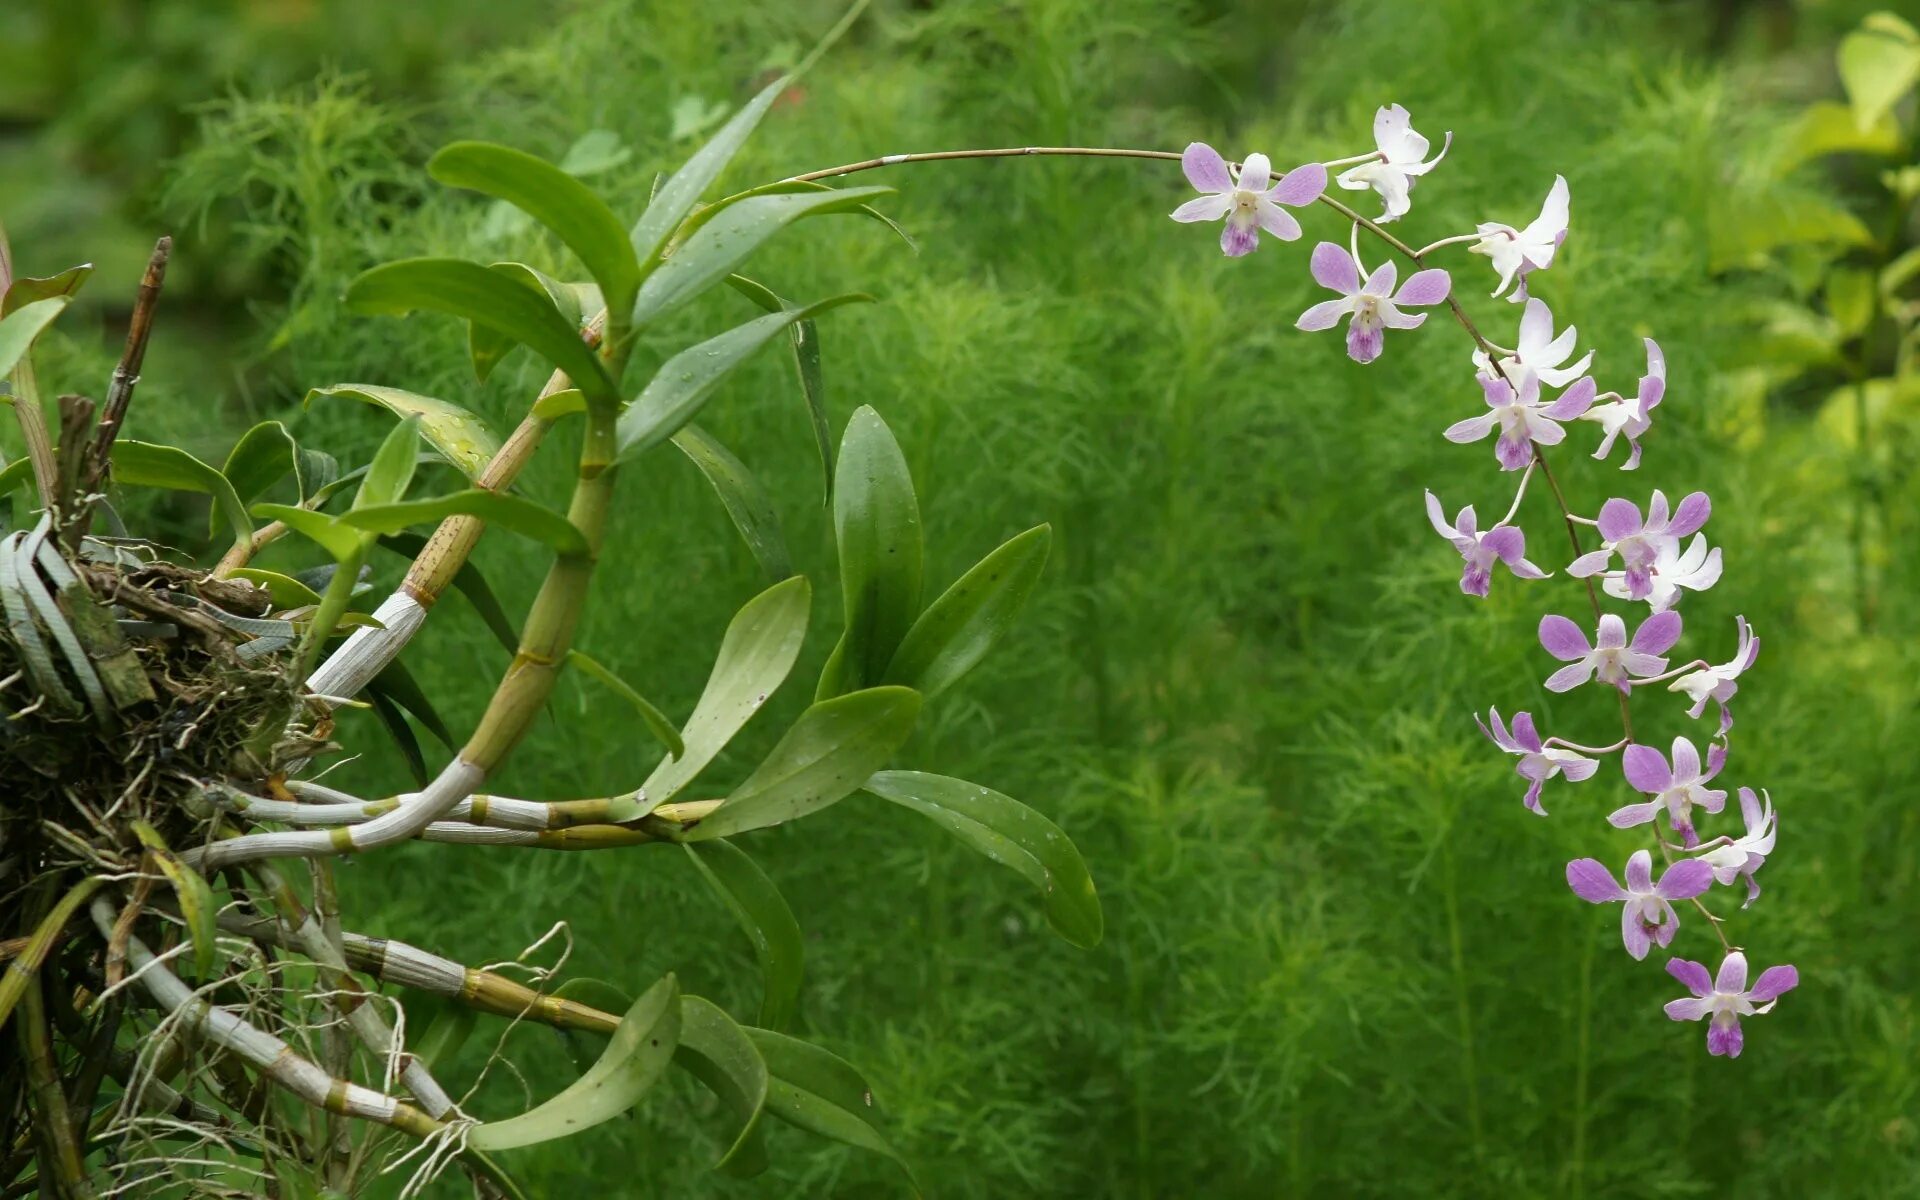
[16,978,98,1199]
[300,544,369,679]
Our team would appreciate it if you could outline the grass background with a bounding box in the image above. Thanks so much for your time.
[6,0,1919,1195]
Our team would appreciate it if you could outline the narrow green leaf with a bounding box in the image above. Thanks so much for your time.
[684,840,802,1029]
[365,686,429,786]
[610,576,811,821]
[378,532,518,653]
[567,648,685,759]
[674,995,770,1176]
[689,687,922,841]
[818,406,921,699]
[616,295,870,463]
[884,524,1051,700]
[469,263,587,384]
[863,771,1103,949]
[469,974,682,1151]
[531,387,587,422]
[630,80,786,269]
[226,568,323,609]
[370,658,456,749]
[250,503,361,562]
[0,878,103,1033]
[410,999,478,1071]
[0,456,35,498]
[726,275,834,499]
[630,188,893,329]
[353,415,422,510]
[296,448,339,503]
[305,384,503,481]
[129,820,220,976]
[217,421,299,536]
[1,264,92,318]
[430,141,642,313]
[113,440,252,542]
[748,1028,918,1191]
[0,298,68,381]
[344,258,614,406]
[672,423,792,582]
[338,490,587,557]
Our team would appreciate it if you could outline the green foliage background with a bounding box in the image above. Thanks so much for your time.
[7,0,1919,1195]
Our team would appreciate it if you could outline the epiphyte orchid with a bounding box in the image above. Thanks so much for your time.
[1694,786,1776,908]
[1565,489,1711,602]
[1538,610,1680,693]
[1443,370,1597,471]
[1471,298,1593,388]
[1474,707,1597,815]
[1668,615,1759,733]
[1170,143,1329,257]
[1470,175,1569,302]
[1610,736,1728,847]
[1334,103,1450,222]
[1295,239,1451,363]
[1602,532,1722,613]
[1664,952,1798,1058]
[1565,849,1714,960]
[1583,337,1666,470]
[1424,491,1547,596]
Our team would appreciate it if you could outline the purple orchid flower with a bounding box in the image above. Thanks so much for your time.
[1170,144,1329,258]
[1583,338,1665,470]
[1296,240,1451,363]
[1334,103,1451,223]
[1424,491,1547,596]
[1565,489,1712,605]
[1664,951,1798,1058]
[1565,849,1714,960]
[1694,786,1776,908]
[1537,610,1681,694]
[1668,615,1759,734]
[1603,533,1722,613]
[1471,298,1593,389]
[1610,735,1728,847]
[1470,175,1569,302]
[1474,706,1597,815]
[1443,370,1597,471]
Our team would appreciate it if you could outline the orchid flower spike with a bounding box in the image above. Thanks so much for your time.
[1474,707,1597,815]
[1470,175,1569,302]
[1334,103,1451,223]
[1471,298,1593,389]
[1664,952,1798,1058]
[1694,786,1777,908]
[1296,237,1451,363]
[1444,370,1597,471]
[1565,490,1715,608]
[1171,143,1329,257]
[1538,610,1681,694]
[1424,492,1547,596]
[1582,338,1666,470]
[1566,849,1714,960]
[1610,735,1728,847]
[1602,532,1721,613]
[1669,615,1760,734]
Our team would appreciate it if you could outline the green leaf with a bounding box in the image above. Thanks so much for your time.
[683,840,802,1030]
[113,440,252,542]
[1839,12,1920,133]
[377,532,518,653]
[1,264,92,318]
[369,658,456,750]
[689,687,922,841]
[531,387,587,422]
[818,406,922,699]
[344,258,614,406]
[0,456,34,498]
[863,771,1103,949]
[338,490,587,557]
[469,263,587,384]
[885,524,1050,701]
[430,141,642,314]
[468,974,681,1151]
[218,421,299,537]
[226,568,323,609]
[250,504,361,562]
[1827,268,1877,339]
[726,275,834,499]
[296,448,339,503]
[630,188,893,329]
[410,999,478,1071]
[1708,193,1874,273]
[305,384,503,481]
[610,576,811,821]
[671,423,792,582]
[129,820,220,976]
[567,648,685,759]
[1775,101,1903,175]
[365,686,430,786]
[353,415,422,510]
[616,295,869,463]
[698,179,915,252]
[674,995,770,1176]
[1882,244,1920,296]
[0,297,68,381]
[630,80,786,269]
[748,1028,917,1191]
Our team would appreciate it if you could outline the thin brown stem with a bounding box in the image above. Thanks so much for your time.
[86,237,171,484]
